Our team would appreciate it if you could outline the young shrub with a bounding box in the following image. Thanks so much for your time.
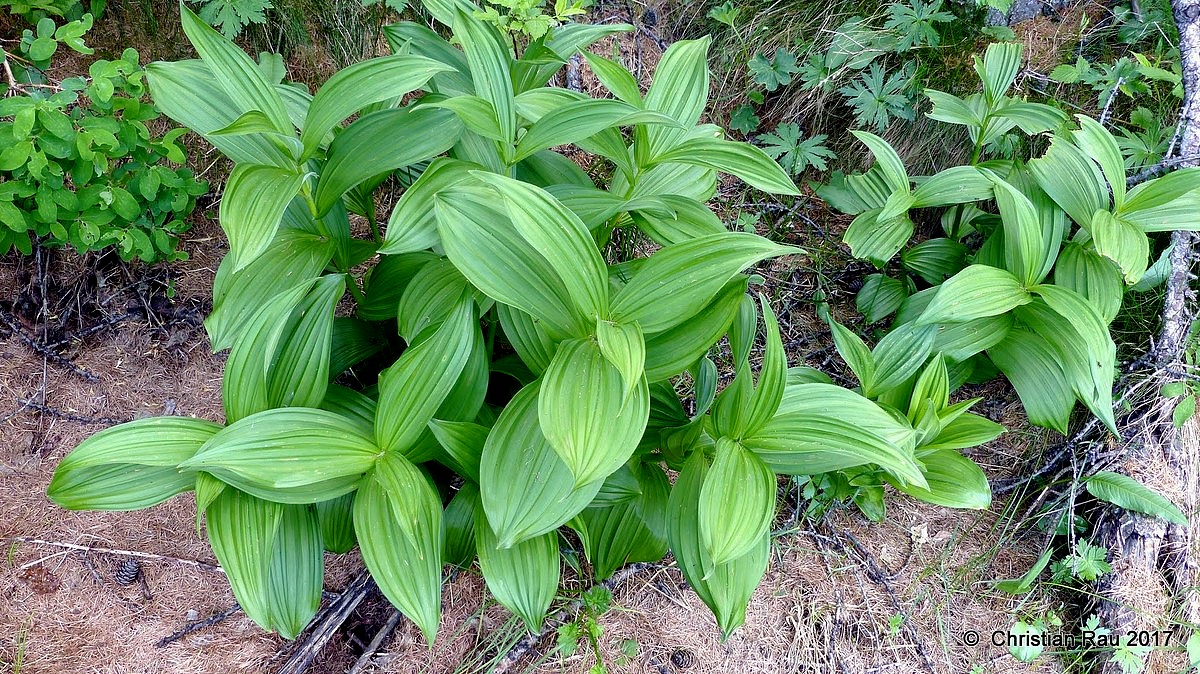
[48,0,996,641]
[0,11,208,260]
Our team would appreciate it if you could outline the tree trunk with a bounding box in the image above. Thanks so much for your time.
[1093,2,1200,671]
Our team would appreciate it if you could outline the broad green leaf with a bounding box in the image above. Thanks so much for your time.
[988,327,1075,433]
[377,159,479,256]
[301,54,451,156]
[146,60,294,166]
[179,5,291,134]
[315,106,463,216]
[453,9,516,143]
[986,171,1045,285]
[1028,284,1117,433]
[318,385,376,436]
[642,37,711,157]
[901,238,968,284]
[497,303,558,375]
[867,323,936,397]
[423,94,506,140]
[994,100,1068,135]
[596,318,646,398]
[1089,210,1149,284]
[843,208,914,267]
[204,489,282,634]
[182,408,377,503]
[473,173,608,320]
[610,232,791,333]
[207,228,334,350]
[890,449,991,509]
[539,338,650,486]
[354,466,443,643]
[384,22,473,95]
[921,413,1005,451]
[396,259,472,342]
[699,438,776,566]
[428,419,488,484]
[1053,243,1123,323]
[911,166,993,207]
[444,483,479,569]
[744,383,925,487]
[360,251,439,320]
[650,135,799,195]
[514,100,676,162]
[572,464,669,579]
[48,417,220,510]
[924,89,980,127]
[436,188,582,337]
[666,451,769,638]
[265,503,324,640]
[916,265,1031,325]
[630,195,727,246]
[315,494,357,554]
[219,164,304,271]
[329,317,386,377]
[1072,115,1126,207]
[475,504,559,632]
[743,298,786,435]
[827,318,875,390]
[1028,134,1108,227]
[376,299,475,454]
[850,130,908,192]
[480,382,603,546]
[1086,471,1187,525]
[581,51,641,104]
[857,273,906,323]
[977,41,1021,105]
[222,282,314,423]
[1120,167,1200,218]
[643,276,747,381]
[267,274,345,408]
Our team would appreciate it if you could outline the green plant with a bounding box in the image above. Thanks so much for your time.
[186,0,272,38]
[475,0,586,42]
[1051,541,1112,583]
[748,47,799,93]
[837,62,917,131]
[2,0,99,22]
[0,14,207,260]
[758,124,835,175]
[819,41,1200,436]
[46,0,1013,646]
[555,586,613,673]
[706,0,739,29]
[883,0,953,51]
[1117,106,1173,171]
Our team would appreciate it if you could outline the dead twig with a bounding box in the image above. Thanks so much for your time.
[158,604,242,648]
[8,538,223,573]
[347,609,404,674]
[0,308,100,382]
[275,569,374,674]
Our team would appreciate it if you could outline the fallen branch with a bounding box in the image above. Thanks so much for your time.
[275,569,374,674]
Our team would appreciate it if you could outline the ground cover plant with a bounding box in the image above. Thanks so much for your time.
[43,0,1016,644]
[0,7,207,261]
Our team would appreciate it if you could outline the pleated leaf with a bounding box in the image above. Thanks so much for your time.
[453,9,516,142]
[651,135,799,195]
[889,449,992,510]
[916,265,1031,325]
[539,338,650,486]
[1053,243,1124,324]
[266,503,324,639]
[267,273,345,408]
[514,99,676,161]
[744,383,925,487]
[987,326,1075,434]
[596,319,645,398]
[444,483,479,569]
[1089,210,1149,284]
[301,54,451,156]
[375,299,475,454]
[353,465,443,643]
[48,417,220,510]
[481,381,603,546]
[642,38,710,157]
[610,232,790,333]
[666,451,770,639]
[643,276,747,381]
[315,493,357,553]
[182,408,377,503]
[475,503,559,633]
[699,438,776,566]
[866,323,936,397]
[219,164,305,271]
[204,489,283,635]
[377,159,479,256]
[572,464,669,580]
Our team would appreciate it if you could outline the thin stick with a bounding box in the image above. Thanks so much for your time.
[158,605,242,648]
[8,538,223,573]
[275,569,374,674]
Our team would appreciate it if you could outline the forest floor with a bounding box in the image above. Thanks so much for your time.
[0,1,1190,673]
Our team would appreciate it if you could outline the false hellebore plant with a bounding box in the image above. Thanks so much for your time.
[48,0,1001,641]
